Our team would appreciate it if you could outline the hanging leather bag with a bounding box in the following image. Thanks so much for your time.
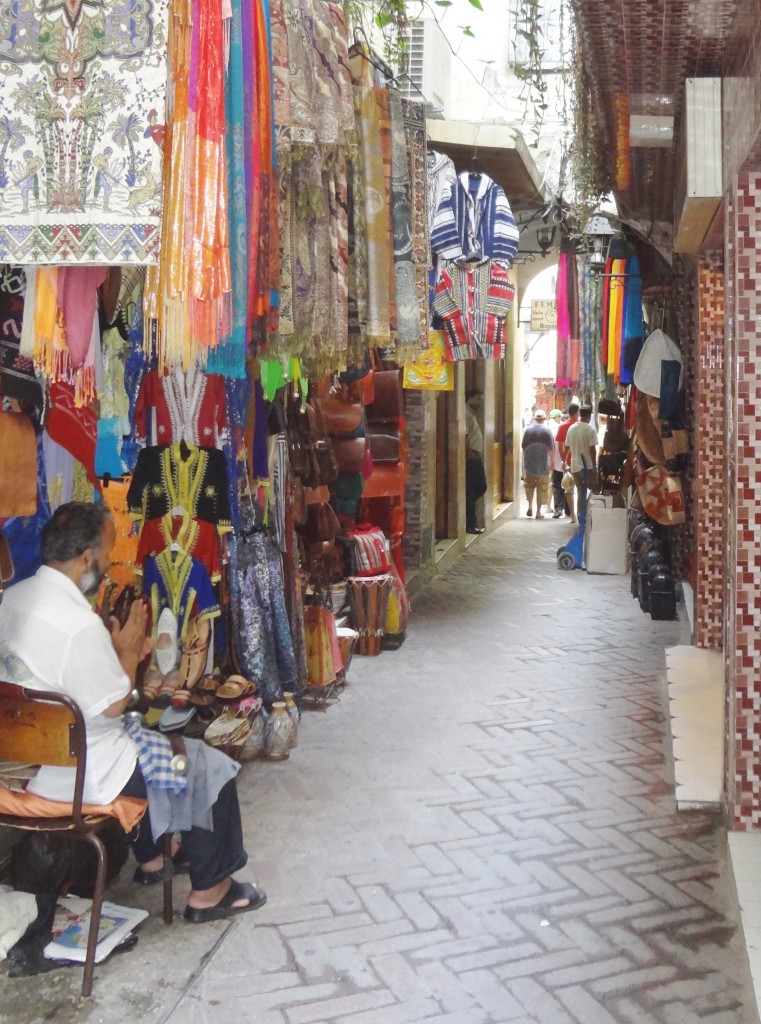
[368,424,401,463]
[0,410,37,517]
[0,528,14,604]
[366,369,402,424]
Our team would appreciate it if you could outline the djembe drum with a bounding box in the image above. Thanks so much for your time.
[347,575,392,656]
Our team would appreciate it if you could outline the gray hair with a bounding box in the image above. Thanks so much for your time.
[40,502,110,564]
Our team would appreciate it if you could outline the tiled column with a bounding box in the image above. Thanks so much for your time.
[726,173,761,829]
[693,257,725,650]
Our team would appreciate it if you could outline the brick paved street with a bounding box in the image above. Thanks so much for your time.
[2,516,757,1024]
[169,517,758,1024]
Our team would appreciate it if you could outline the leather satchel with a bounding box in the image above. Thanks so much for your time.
[333,436,367,474]
[314,439,339,486]
[313,397,365,438]
[366,370,402,424]
[368,424,401,463]
[0,529,14,604]
[0,411,37,517]
[290,442,320,488]
[301,502,340,543]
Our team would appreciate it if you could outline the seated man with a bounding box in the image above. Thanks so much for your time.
[0,501,265,923]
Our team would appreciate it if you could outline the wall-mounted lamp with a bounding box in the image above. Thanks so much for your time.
[536,224,556,257]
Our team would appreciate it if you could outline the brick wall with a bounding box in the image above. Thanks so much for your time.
[726,172,761,829]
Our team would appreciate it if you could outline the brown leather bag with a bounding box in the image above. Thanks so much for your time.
[368,425,400,463]
[301,502,340,542]
[333,436,367,473]
[0,411,37,517]
[366,370,402,424]
[314,439,339,485]
[0,529,14,604]
[312,397,364,437]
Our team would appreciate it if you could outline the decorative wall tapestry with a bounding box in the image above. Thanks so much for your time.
[0,0,170,265]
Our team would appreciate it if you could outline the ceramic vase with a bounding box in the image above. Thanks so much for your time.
[283,692,300,748]
[264,702,293,761]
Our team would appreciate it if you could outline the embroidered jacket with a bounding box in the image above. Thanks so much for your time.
[136,513,222,582]
[432,259,516,361]
[430,172,519,267]
[127,444,232,532]
[134,366,228,448]
[142,548,220,643]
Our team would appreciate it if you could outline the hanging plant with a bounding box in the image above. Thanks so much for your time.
[512,0,549,150]
[566,36,611,232]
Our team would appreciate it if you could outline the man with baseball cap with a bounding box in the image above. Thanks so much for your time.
[521,409,554,519]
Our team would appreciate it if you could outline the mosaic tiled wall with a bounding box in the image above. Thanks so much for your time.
[726,173,761,830]
[693,257,725,651]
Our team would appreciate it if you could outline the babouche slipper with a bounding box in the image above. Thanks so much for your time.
[183,880,267,923]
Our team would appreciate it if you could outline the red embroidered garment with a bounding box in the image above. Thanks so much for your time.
[134,366,228,448]
[136,513,222,582]
[432,259,515,362]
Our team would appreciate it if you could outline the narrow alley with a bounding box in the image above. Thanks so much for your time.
[8,516,755,1024]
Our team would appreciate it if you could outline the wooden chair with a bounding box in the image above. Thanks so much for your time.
[0,681,173,997]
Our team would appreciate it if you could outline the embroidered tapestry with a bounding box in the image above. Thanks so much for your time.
[0,0,169,265]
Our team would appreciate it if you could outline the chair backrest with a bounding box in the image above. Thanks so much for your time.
[0,681,88,823]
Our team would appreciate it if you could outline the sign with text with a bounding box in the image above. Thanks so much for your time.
[530,299,557,332]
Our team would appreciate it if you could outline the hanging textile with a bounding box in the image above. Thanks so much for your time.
[621,255,643,384]
[133,367,229,448]
[207,0,248,379]
[432,259,515,361]
[350,49,392,347]
[148,0,231,371]
[0,0,169,265]
[127,444,232,530]
[555,252,571,387]
[389,90,421,349]
[401,99,430,357]
[430,172,520,266]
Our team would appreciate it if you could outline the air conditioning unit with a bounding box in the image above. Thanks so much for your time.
[400,18,451,117]
[674,78,722,254]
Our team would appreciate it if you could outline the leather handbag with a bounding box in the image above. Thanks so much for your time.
[290,442,320,488]
[0,411,37,517]
[314,439,339,486]
[363,462,405,499]
[301,502,340,543]
[366,370,402,424]
[0,529,14,604]
[290,479,308,526]
[332,436,367,474]
[368,425,400,464]
[305,484,331,505]
[312,397,365,438]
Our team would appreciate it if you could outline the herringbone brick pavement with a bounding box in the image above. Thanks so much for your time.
[163,518,757,1024]
[3,518,753,1024]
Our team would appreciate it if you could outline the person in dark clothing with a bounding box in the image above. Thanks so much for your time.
[464,389,487,534]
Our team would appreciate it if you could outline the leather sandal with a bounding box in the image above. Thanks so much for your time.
[133,848,190,886]
[183,880,267,923]
[216,674,256,702]
[178,617,211,691]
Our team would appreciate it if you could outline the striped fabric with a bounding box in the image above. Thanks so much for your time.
[430,172,519,267]
[432,260,516,362]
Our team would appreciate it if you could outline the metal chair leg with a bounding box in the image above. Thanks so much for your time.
[162,833,173,925]
[79,832,107,998]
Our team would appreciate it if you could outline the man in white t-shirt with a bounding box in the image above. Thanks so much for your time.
[565,405,598,523]
[0,502,265,924]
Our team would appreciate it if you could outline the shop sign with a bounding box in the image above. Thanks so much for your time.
[530,299,557,331]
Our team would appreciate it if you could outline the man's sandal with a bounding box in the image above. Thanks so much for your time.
[183,880,267,923]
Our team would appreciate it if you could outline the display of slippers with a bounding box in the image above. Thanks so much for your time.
[190,674,219,706]
[183,880,267,923]
[216,674,256,702]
